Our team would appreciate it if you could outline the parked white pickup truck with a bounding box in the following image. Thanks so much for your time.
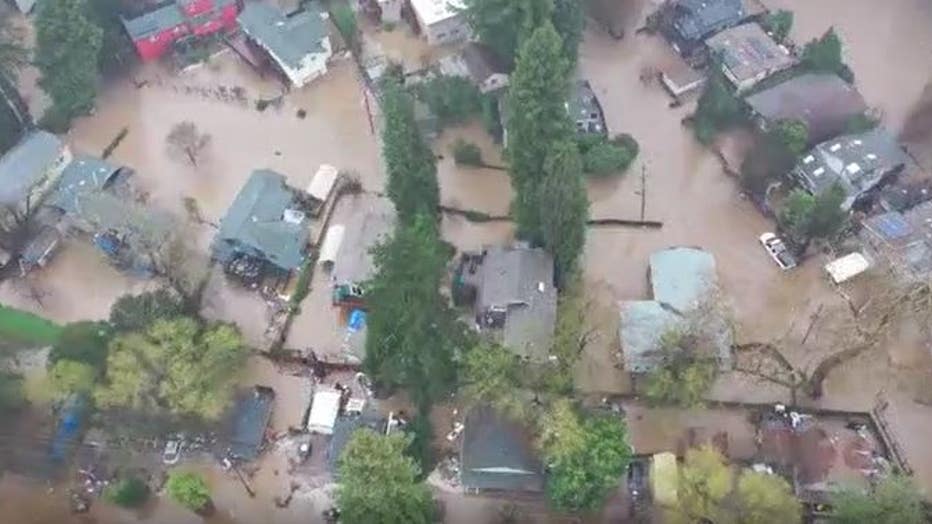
[759,233,797,270]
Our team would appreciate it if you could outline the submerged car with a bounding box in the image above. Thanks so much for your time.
[759,233,797,270]
[162,439,182,465]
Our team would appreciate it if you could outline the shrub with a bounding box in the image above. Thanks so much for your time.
[452,139,482,166]
[166,471,211,513]
[49,321,111,374]
[582,138,638,176]
[104,477,149,508]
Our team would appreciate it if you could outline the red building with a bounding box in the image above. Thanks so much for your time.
[122,0,241,61]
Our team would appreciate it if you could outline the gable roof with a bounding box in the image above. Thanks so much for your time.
[122,3,186,40]
[237,1,328,69]
[228,386,275,460]
[672,0,745,42]
[705,23,795,86]
[460,406,543,492]
[649,247,717,312]
[476,245,557,360]
[745,73,868,143]
[0,130,64,205]
[795,127,907,199]
[214,169,309,271]
[618,301,685,373]
[46,155,122,215]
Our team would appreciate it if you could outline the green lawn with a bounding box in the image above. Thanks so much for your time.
[0,306,62,347]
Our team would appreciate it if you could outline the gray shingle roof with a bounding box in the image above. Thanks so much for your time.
[705,23,795,86]
[476,245,557,361]
[794,128,907,202]
[460,406,543,493]
[0,130,64,206]
[228,386,275,461]
[745,73,868,143]
[122,4,186,40]
[238,1,327,70]
[213,169,309,271]
[672,0,745,42]
[47,155,122,215]
[332,196,395,285]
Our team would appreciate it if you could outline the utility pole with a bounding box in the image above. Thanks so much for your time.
[639,164,647,221]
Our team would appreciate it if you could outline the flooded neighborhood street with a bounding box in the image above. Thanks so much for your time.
[4,0,932,520]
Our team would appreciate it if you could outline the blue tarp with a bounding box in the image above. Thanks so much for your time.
[348,309,366,333]
[50,395,86,462]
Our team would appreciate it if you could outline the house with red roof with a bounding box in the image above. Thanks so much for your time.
[122,0,240,61]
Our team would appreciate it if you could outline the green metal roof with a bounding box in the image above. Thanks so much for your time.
[649,247,717,312]
[237,2,327,70]
[213,169,309,271]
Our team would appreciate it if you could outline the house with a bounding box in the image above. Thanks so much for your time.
[791,128,907,210]
[409,0,468,46]
[439,43,509,94]
[121,0,240,61]
[326,412,386,475]
[460,406,544,494]
[664,0,746,58]
[212,169,310,274]
[569,80,607,136]
[705,23,795,92]
[0,131,71,234]
[329,196,395,293]
[860,200,932,277]
[471,245,557,362]
[618,247,732,373]
[227,386,275,461]
[45,155,126,218]
[745,73,868,144]
[237,2,333,88]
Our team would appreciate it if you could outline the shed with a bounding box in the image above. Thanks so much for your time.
[460,406,544,493]
[318,224,345,268]
[651,452,679,507]
[307,164,339,203]
[228,386,275,461]
[307,389,341,434]
[824,253,870,284]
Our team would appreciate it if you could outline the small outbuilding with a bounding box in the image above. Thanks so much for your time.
[824,253,870,284]
[460,406,544,494]
[408,0,468,46]
[307,388,342,435]
[306,164,340,208]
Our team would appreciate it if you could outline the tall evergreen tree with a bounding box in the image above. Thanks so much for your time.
[505,22,573,189]
[380,79,439,225]
[552,0,584,67]
[363,216,459,406]
[34,0,103,129]
[463,0,553,67]
[534,141,589,282]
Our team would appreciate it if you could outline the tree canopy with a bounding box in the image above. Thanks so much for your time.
[673,446,734,523]
[414,75,482,127]
[773,119,809,157]
[779,185,848,250]
[34,0,103,129]
[363,217,460,406]
[166,471,211,513]
[802,28,845,75]
[103,476,149,508]
[461,341,529,420]
[49,359,97,396]
[95,317,247,420]
[763,10,794,43]
[49,321,111,374]
[0,371,25,412]
[644,330,717,407]
[693,71,744,144]
[830,475,925,524]
[541,404,632,511]
[463,0,553,67]
[109,289,184,333]
[380,79,439,225]
[736,470,802,524]
[337,429,434,524]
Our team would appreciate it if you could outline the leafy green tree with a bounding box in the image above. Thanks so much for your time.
[34,0,103,130]
[166,471,211,514]
[693,72,743,144]
[49,359,97,396]
[86,0,132,73]
[552,0,584,66]
[364,217,459,406]
[452,138,483,166]
[779,185,847,250]
[763,9,794,42]
[534,140,589,284]
[461,342,528,420]
[109,289,184,333]
[582,139,638,176]
[673,446,734,523]
[463,0,554,67]
[802,28,849,79]
[506,22,573,189]
[773,119,809,156]
[337,429,434,524]
[644,330,717,407]
[380,79,439,225]
[846,113,879,134]
[95,318,247,420]
[331,1,359,53]
[740,131,798,197]
[830,474,925,524]
[544,407,632,511]
[103,476,149,508]
[49,321,111,374]
[736,470,802,524]
[0,371,25,412]
[414,75,482,127]
[0,13,30,148]
[537,398,586,461]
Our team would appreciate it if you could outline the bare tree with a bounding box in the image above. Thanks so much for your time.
[166,121,211,167]
[144,232,210,313]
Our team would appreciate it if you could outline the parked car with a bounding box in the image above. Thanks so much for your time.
[162,438,182,465]
[759,233,797,270]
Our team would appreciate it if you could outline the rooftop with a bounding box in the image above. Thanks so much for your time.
[745,73,868,143]
[671,0,745,42]
[122,3,185,40]
[213,169,309,271]
[326,414,385,474]
[649,246,718,312]
[0,131,64,206]
[227,386,275,461]
[476,245,557,361]
[440,43,508,87]
[237,2,328,69]
[705,23,794,86]
[331,196,395,285]
[618,301,685,373]
[409,0,465,27]
[861,200,932,275]
[567,80,606,134]
[46,155,122,215]
[460,406,543,493]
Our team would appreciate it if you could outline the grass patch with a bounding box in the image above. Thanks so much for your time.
[0,306,62,347]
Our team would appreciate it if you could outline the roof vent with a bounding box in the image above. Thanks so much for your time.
[829,143,842,152]
[283,208,306,224]
[537,282,546,293]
